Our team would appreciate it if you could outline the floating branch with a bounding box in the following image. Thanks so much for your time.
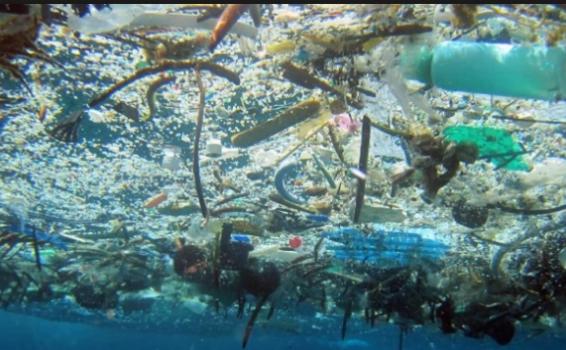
[268,193,316,214]
[212,192,249,207]
[281,61,363,109]
[0,57,32,95]
[49,60,239,142]
[89,60,240,108]
[312,153,336,188]
[327,124,346,164]
[368,118,412,139]
[232,98,321,147]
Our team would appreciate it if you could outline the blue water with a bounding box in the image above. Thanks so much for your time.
[1,310,565,350]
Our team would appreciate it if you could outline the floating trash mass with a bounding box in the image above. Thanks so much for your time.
[0,4,565,349]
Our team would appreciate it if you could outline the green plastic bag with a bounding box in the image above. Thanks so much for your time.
[443,125,529,171]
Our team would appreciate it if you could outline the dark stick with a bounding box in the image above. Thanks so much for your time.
[209,206,251,216]
[242,294,268,348]
[327,124,346,164]
[342,298,353,340]
[213,192,249,207]
[493,202,566,215]
[193,69,208,219]
[492,114,566,125]
[146,75,176,119]
[353,115,371,223]
[31,228,42,271]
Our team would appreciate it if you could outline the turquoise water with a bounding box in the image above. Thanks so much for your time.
[1,4,565,350]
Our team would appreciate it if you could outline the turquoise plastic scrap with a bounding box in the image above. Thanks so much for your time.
[8,222,68,250]
[443,125,530,171]
[400,41,566,100]
[322,226,449,267]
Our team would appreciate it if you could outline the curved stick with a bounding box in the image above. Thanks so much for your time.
[145,75,176,120]
[50,60,239,142]
[88,60,240,109]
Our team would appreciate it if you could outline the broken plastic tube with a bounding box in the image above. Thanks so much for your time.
[400,41,566,100]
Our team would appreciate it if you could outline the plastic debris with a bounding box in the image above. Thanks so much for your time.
[288,235,303,249]
[143,192,168,208]
[323,225,450,267]
[400,41,566,100]
[443,125,529,171]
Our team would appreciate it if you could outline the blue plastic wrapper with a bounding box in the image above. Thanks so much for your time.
[230,233,253,246]
[8,222,68,250]
[322,225,449,267]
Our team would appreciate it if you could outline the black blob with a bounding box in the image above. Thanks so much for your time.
[485,318,515,345]
[241,259,280,297]
[452,200,489,228]
[0,4,30,14]
[436,298,457,334]
[48,110,84,143]
[72,285,117,310]
[173,244,207,276]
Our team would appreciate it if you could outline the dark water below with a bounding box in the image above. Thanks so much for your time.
[1,310,565,350]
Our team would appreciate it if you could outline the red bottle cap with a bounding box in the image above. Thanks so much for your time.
[289,236,302,249]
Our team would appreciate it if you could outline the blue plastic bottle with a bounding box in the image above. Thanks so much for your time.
[400,41,566,100]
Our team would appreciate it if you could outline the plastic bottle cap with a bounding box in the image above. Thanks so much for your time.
[289,236,302,249]
[206,138,222,157]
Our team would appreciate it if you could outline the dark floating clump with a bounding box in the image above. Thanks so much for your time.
[48,109,84,142]
[452,200,489,228]
[240,259,280,348]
